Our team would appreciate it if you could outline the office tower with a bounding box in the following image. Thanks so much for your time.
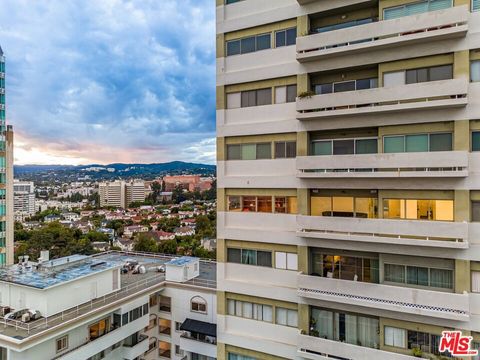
[126,180,147,207]
[216,1,480,359]
[13,180,36,221]
[0,251,217,360]
[1,46,14,265]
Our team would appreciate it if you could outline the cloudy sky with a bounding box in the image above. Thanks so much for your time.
[0,0,216,165]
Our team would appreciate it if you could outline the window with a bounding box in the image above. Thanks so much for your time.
[383,199,454,221]
[159,295,171,312]
[275,28,297,47]
[227,248,272,267]
[406,65,452,84]
[472,201,480,222]
[147,314,158,330]
[191,296,207,313]
[385,327,406,348]
[175,345,184,356]
[384,133,452,153]
[384,0,453,20]
[89,317,110,340]
[314,78,377,94]
[275,308,298,327]
[275,252,298,271]
[159,318,171,335]
[227,299,273,322]
[472,271,480,293]
[384,263,453,289]
[228,195,297,214]
[158,340,171,358]
[149,294,158,307]
[240,88,272,107]
[275,85,297,103]
[226,33,271,56]
[473,131,480,151]
[227,92,241,109]
[228,354,257,360]
[274,196,297,214]
[226,0,244,4]
[122,312,129,326]
[310,250,380,283]
[474,0,480,11]
[56,335,68,353]
[314,17,375,33]
[311,138,378,156]
[311,196,378,218]
[310,308,379,349]
[274,141,296,158]
[226,143,271,160]
[175,321,182,331]
[384,71,405,87]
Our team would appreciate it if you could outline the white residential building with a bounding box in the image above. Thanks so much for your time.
[99,181,146,208]
[0,251,217,360]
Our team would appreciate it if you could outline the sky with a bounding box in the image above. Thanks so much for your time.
[0,0,216,165]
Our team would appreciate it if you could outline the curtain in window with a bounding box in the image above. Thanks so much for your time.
[276,308,287,325]
[472,271,480,293]
[358,316,379,348]
[385,264,405,283]
[313,309,334,339]
[242,302,253,319]
[344,314,358,345]
[287,310,298,327]
[430,268,453,288]
[385,327,406,348]
[472,61,480,82]
[262,305,273,322]
[241,144,256,160]
[241,250,256,265]
[474,0,480,11]
[384,0,452,20]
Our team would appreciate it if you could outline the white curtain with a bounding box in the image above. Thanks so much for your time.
[345,314,358,345]
[262,305,273,322]
[227,299,235,315]
[287,309,298,327]
[276,308,287,326]
[472,271,480,293]
[242,302,253,319]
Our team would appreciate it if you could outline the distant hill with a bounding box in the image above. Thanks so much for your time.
[14,161,216,182]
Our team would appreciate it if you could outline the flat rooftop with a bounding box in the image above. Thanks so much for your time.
[0,251,216,340]
[0,256,122,289]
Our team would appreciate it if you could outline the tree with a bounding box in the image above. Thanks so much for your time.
[158,239,177,254]
[133,233,158,252]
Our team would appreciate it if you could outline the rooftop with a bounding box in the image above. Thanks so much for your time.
[166,256,197,266]
[0,251,216,340]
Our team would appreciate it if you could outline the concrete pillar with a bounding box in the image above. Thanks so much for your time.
[297,188,310,215]
[454,50,470,80]
[297,15,309,37]
[454,190,470,222]
[454,120,470,151]
[298,246,309,274]
[298,303,310,334]
[297,132,309,156]
[297,73,310,95]
[455,260,470,293]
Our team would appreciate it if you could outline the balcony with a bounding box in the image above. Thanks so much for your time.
[298,274,470,321]
[298,333,419,360]
[297,6,468,62]
[122,334,149,360]
[296,79,467,120]
[296,151,468,178]
[297,215,468,249]
[180,334,217,358]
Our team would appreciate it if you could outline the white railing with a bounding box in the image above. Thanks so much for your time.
[0,274,165,336]
[297,151,469,178]
[298,274,470,321]
[297,5,468,60]
[297,215,468,248]
[296,79,467,118]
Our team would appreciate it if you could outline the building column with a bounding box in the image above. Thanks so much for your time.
[297,15,309,37]
[297,73,310,95]
[297,132,308,157]
[298,303,310,334]
[297,188,310,216]
[455,260,470,293]
[454,50,470,80]
[298,246,308,274]
[218,188,226,212]
[454,120,470,151]
[454,189,470,222]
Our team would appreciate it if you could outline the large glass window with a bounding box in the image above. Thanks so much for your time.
[310,249,379,283]
[311,138,378,156]
[227,299,273,322]
[226,33,271,56]
[383,199,454,221]
[471,60,480,82]
[275,28,296,47]
[313,18,375,33]
[226,143,272,160]
[385,327,406,348]
[383,133,452,153]
[474,0,480,11]
[472,131,480,151]
[311,196,378,218]
[472,201,480,222]
[227,248,272,267]
[228,196,297,214]
[275,308,298,327]
[384,0,453,20]
[240,88,272,107]
[384,263,453,289]
[406,65,452,84]
[274,141,296,158]
[310,308,379,349]
[314,78,377,95]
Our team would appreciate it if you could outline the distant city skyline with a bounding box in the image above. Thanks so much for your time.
[0,0,215,165]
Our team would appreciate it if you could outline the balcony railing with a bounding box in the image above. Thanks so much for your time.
[297,5,468,62]
[296,79,468,120]
[296,151,468,178]
[298,274,470,321]
[298,333,420,360]
[297,215,469,248]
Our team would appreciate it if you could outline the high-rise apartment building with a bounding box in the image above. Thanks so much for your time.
[99,180,145,208]
[13,180,35,221]
[1,46,14,265]
[216,1,480,359]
